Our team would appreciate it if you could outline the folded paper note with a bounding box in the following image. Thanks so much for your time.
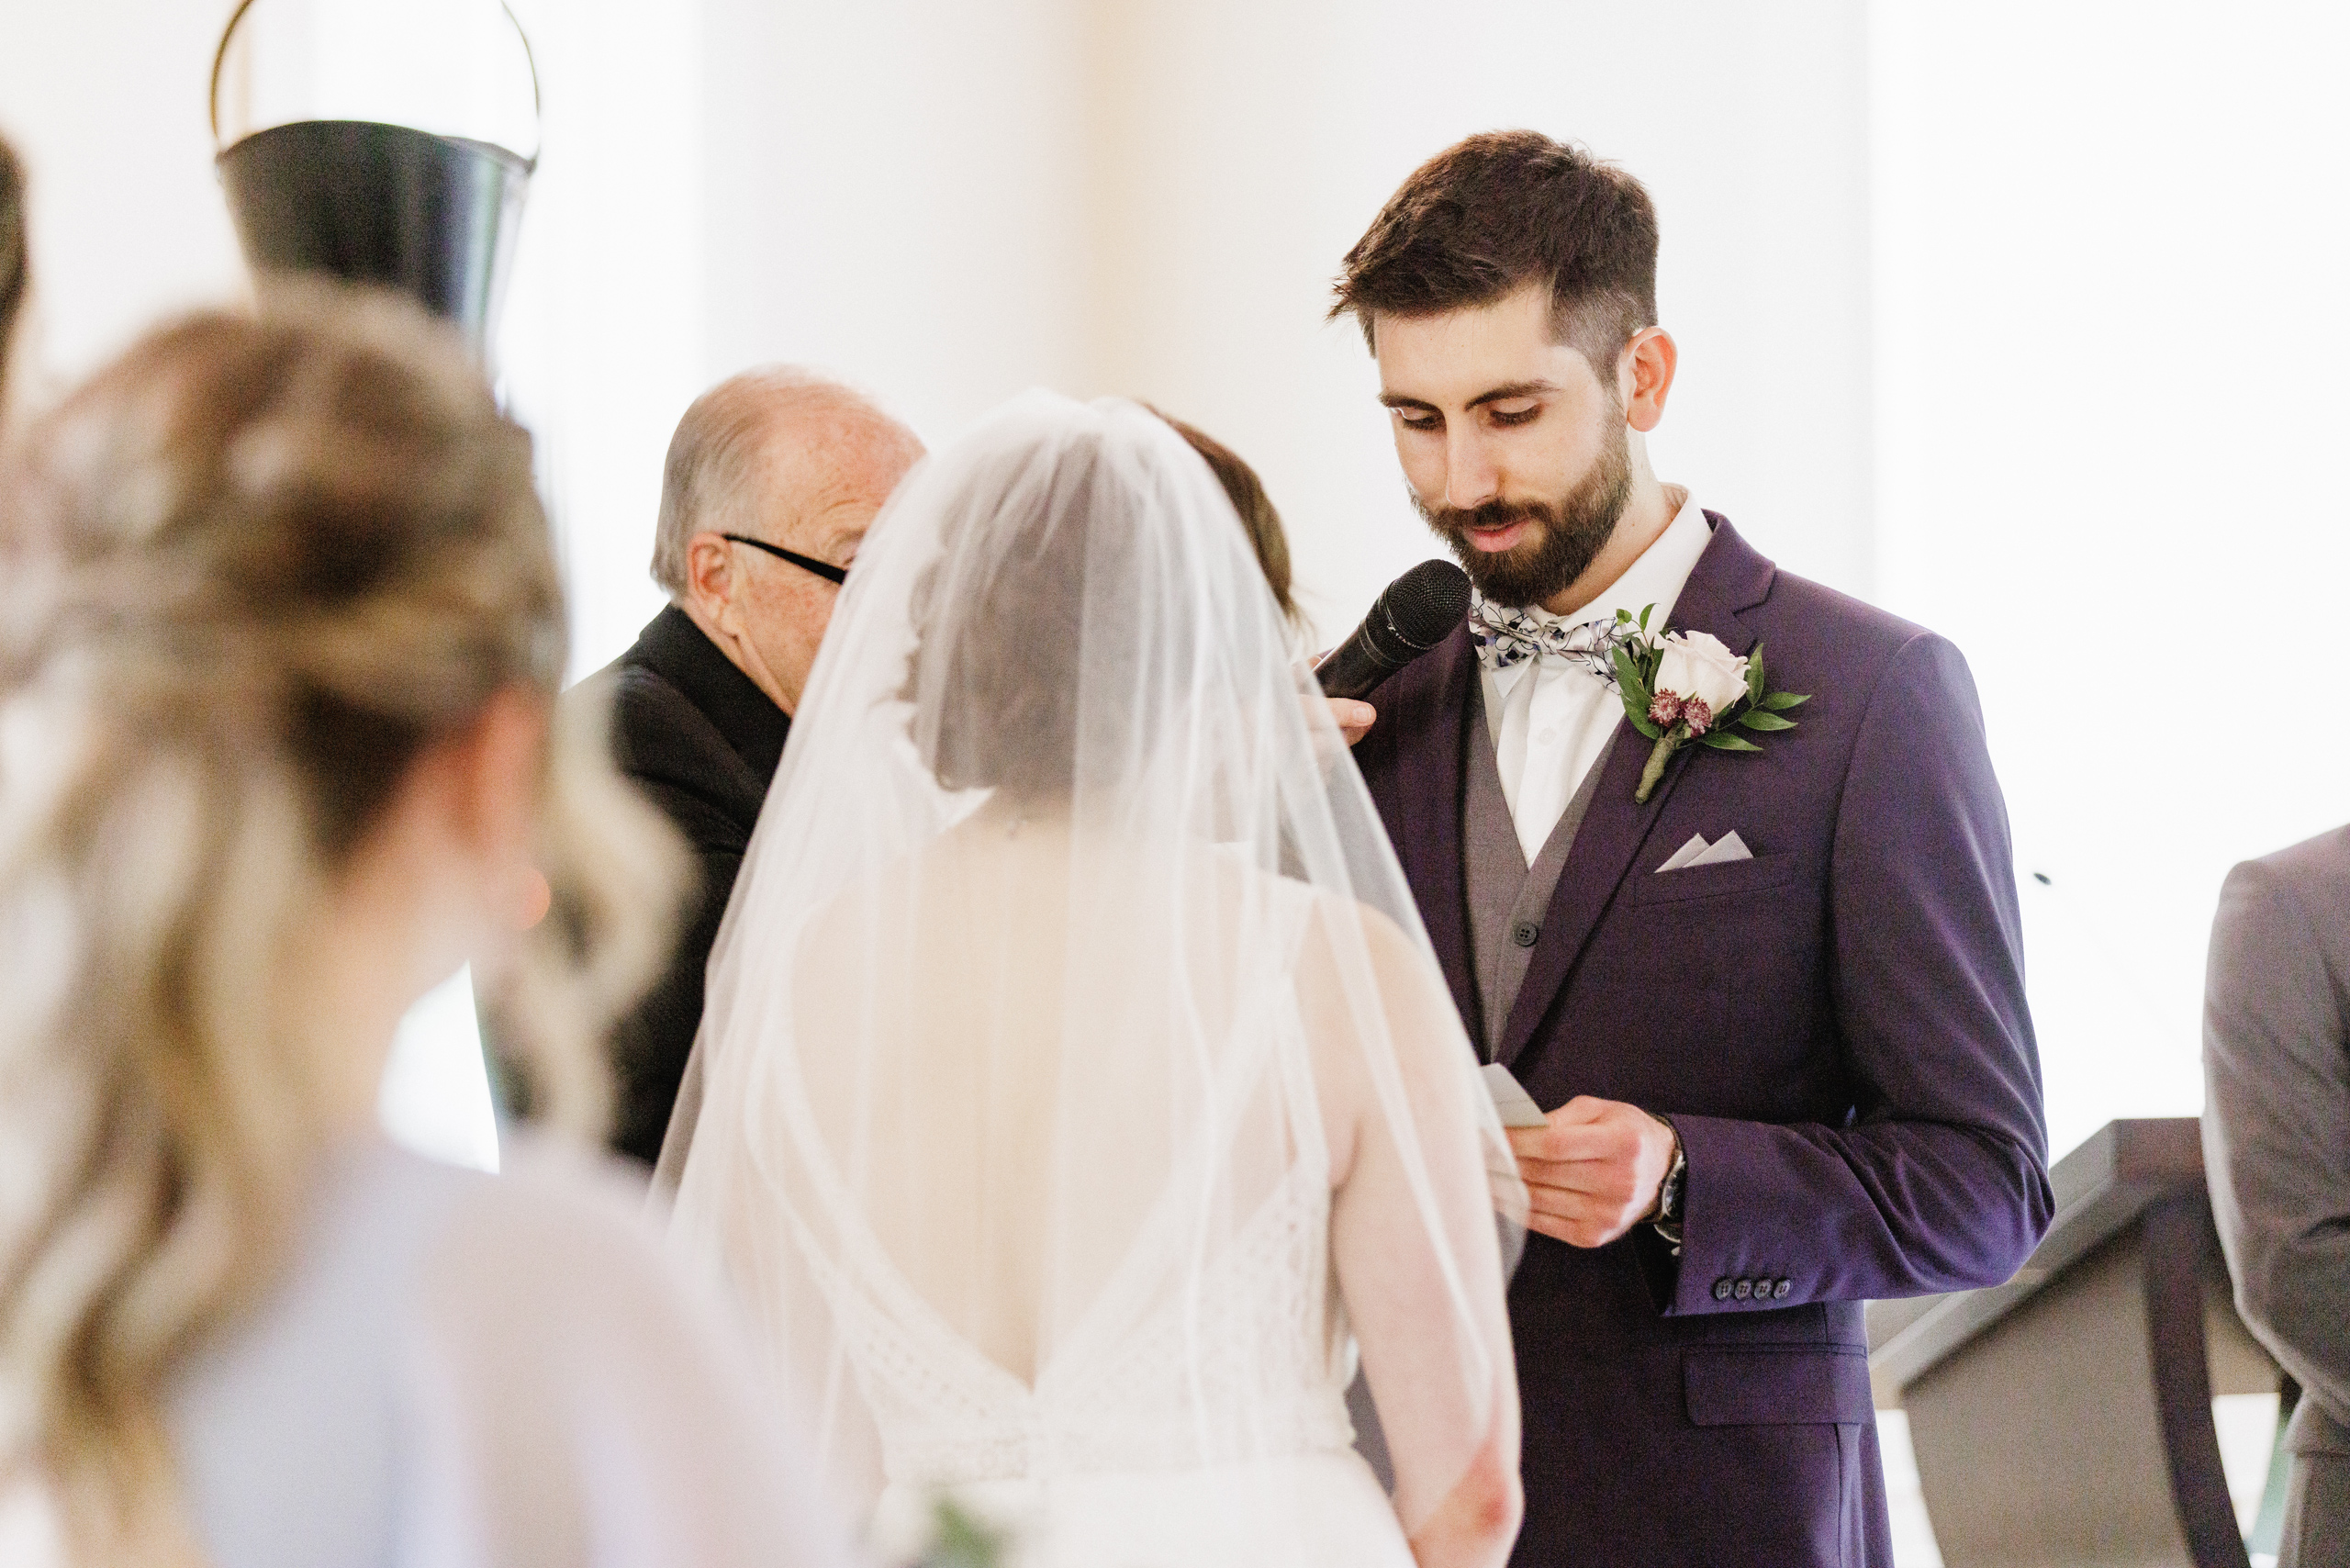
[1483,1062,1550,1128]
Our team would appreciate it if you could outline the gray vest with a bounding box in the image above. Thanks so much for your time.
[1462,678,1617,1060]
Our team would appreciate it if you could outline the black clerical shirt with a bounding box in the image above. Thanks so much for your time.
[594,604,790,1165]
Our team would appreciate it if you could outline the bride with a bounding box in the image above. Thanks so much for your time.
[661,392,1524,1568]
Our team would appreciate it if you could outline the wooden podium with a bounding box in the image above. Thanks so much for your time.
[1867,1119,2282,1567]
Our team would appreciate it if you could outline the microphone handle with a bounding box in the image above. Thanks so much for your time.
[1315,630,1410,701]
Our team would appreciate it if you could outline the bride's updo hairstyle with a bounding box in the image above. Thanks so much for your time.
[0,288,679,1560]
[907,403,1242,801]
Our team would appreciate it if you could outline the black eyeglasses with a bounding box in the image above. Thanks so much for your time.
[722,533,848,585]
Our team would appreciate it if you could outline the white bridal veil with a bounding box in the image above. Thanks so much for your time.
[661,392,1522,1557]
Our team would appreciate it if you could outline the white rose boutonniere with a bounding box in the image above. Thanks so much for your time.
[1609,606,1811,804]
[1653,633,1751,717]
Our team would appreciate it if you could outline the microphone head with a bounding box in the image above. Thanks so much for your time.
[1371,558,1472,658]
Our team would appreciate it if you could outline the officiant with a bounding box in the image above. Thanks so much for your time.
[584,368,923,1167]
[1333,131,2053,1566]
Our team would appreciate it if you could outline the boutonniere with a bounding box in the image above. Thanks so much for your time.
[1608,606,1809,804]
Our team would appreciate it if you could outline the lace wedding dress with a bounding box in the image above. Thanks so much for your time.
[661,393,1521,1567]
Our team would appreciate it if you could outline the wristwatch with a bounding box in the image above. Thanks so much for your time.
[1647,1114,1686,1250]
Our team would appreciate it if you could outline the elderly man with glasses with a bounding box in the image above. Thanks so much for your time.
[588,367,923,1168]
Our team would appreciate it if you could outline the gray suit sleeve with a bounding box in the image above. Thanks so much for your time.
[2201,855,2350,1430]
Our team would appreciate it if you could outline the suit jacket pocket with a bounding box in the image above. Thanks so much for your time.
[1683,1346,1874,1427]
[1633,850,1801,906]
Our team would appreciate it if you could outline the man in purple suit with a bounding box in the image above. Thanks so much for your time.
[1333,130,2053,1564]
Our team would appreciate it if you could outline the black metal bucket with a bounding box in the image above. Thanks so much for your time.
[209,1,539,352]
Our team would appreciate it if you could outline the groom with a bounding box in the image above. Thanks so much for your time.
[1336,131,2053,1564]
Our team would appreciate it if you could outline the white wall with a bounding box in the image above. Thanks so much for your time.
[0,0,247,400]
[1870,0,2350,1159]
[697,0,1095,450]
[498,0,705,678]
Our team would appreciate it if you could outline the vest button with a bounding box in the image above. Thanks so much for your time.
[1511,920,1539,947]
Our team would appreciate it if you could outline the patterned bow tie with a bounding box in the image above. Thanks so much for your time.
[1468,594,1633,687]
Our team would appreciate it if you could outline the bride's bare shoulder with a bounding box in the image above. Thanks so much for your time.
[1280,879,1426,977]
[1212,857,1444,1023]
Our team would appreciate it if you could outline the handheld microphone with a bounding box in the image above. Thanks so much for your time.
[1315,559,1472,700]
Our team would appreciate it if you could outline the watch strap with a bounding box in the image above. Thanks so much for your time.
[1644,1114,1686,1238]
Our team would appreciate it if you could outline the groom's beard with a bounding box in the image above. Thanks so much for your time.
[1416,421,1632,610]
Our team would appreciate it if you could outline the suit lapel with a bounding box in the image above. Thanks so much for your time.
[1389,626,1482,1036]
[1496,517,1778,1069]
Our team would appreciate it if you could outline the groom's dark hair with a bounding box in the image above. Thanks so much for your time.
[1330,130,1658,375]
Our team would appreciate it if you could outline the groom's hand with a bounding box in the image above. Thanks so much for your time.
[1507,1096,1677,1249]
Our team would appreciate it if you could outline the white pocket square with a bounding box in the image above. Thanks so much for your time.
[1656,830,1753,872]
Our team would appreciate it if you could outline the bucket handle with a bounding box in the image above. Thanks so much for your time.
[209,0,543,172]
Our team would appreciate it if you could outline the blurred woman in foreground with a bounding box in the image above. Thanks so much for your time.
[0,288,853,1567]
[1,134,28,416]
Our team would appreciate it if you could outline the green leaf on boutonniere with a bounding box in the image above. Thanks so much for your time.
[1737,710,1797,732]
[1638,603,1654,632]
[1612,645,1646,692]
[1759,691,1810,711]
[1621,671,1662,737]
[1616,608,1634,624]
[1696,731,1762,752]
[1745,646,1767,706]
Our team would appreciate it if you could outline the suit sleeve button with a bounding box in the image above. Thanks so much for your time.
[1774,1279,1792,1299]
[1732,1279,1752,1301]
[1712,1278,1733,1302]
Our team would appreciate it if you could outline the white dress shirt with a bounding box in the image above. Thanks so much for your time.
[1483,491,1712,863]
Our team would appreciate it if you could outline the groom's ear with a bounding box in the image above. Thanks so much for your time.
[1620,328,1677,434]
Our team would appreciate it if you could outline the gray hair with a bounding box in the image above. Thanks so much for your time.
[651,366,917,596]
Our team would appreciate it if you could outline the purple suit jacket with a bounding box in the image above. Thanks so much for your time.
[1351,516,2053,1567]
